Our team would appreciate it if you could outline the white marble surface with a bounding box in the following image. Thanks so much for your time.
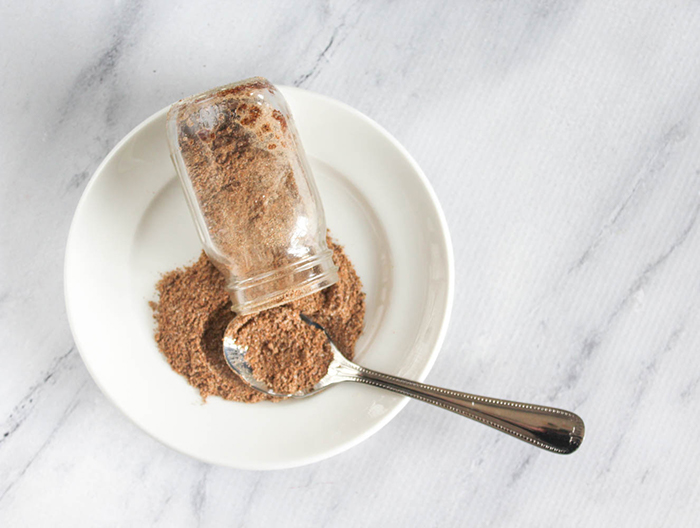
[2,0,700,525]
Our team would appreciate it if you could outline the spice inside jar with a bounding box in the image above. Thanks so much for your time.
[166,77,338,314]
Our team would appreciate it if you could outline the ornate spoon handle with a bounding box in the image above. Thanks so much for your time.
[334,358,584,454]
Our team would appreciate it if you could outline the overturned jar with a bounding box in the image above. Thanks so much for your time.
[166,77,338,314]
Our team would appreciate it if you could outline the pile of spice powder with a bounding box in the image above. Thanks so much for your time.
[151,237,365,402]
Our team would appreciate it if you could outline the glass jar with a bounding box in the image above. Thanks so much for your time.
[166,77,338,314]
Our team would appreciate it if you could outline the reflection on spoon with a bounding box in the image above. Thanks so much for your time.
[223,315,585,454]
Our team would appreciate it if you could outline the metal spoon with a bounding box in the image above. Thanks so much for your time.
[223,315,585,454]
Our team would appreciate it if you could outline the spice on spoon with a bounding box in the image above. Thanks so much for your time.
[229,306,332,395]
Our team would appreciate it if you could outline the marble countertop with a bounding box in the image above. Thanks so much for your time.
[2,0,700,525]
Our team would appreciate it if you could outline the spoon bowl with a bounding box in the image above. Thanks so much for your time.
[222,315,351,399]
[223,316,585,454]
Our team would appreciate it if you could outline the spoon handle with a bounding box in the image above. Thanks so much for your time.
[338,362,584,454]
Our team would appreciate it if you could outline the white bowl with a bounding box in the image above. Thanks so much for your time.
[64,86,454,470]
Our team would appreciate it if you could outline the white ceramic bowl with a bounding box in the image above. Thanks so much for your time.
[64,86,454,470]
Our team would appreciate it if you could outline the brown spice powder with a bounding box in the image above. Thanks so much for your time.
[230,306,332,395]
[151,237,365,402]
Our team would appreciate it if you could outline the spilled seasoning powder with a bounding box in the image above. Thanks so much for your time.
[151,238,365,402]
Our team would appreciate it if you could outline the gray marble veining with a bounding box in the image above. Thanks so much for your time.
[2,0,700,525]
